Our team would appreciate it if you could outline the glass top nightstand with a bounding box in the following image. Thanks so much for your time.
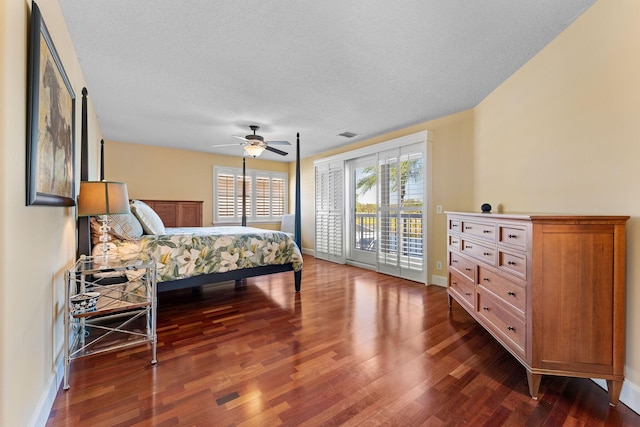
[72,252,154,274]
[63,253,157,390]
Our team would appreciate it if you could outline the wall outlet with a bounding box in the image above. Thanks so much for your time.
[436,205,443,214]
[436,261,442,270]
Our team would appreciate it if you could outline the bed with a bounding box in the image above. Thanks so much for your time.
[76,90,303,292]
[89,221,303,292]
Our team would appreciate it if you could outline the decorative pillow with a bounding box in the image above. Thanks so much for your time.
[130,200,166,235]
[98,212,143,240]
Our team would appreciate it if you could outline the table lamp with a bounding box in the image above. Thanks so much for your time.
[77,181,130,263]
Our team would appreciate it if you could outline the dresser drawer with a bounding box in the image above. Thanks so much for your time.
[478,266,526,315]
[477,289,525,355]
[449,270,474,310]
[499,225,528,249]
[448,234,461,250]
[461,239,495,265]
[449,219,462,232]
[498,250,527,281]
[461,220,496,242]
[449,252,475,282]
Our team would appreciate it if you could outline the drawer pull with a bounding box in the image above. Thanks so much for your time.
[508,234,517,239]
[465,292,471,296]
[483,252,491,256]
[465,267,472,271]
[507,291,516,297]
[452,260,458,263]
[507,261,516,266]
[483,277,490,282]
[465,245,472,249]
[465,226,472,230]
[452,224,459,228]
[452,281,457,285]
[483,230,491,234]
[507,326,515,331]
[483,306,490,311]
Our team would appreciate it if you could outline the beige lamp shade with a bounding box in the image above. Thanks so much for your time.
[77,181,131,216]
[244,144,265,157]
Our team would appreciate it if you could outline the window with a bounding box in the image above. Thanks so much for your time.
[214,166,287,223]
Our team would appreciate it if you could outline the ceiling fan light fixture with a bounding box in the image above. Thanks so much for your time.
[246,134,263,142]
[244,144,265,157]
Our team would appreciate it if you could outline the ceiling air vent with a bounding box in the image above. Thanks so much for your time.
[338,131,358,138]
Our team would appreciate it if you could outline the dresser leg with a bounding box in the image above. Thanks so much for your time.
[526,370,542,400]
[447,294,452,308]
[606,379,622,406]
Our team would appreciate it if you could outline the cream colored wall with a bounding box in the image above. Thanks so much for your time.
[474,0,640,400]
[298,110,475,279]
[0,1,102,426]
[104,140,289,228]
[3,0,636,423]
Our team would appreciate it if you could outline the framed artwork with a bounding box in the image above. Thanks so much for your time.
[26,2,76,206]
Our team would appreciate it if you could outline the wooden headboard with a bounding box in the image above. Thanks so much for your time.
[138,200,203,227]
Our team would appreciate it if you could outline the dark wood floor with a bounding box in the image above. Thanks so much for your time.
[48,257,639,426]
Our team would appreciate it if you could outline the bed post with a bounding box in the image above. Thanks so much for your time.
[241,156,247,227]
[237,156,247,286]
[100,139,105,181]
[294,133,301,292]
[294,133,301,249]
[77,88,90,258]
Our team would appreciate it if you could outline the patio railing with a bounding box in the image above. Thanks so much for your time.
[355,212,423,256]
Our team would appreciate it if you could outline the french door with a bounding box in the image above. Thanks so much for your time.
[315,131,429,283]
[346,155,377,267]
[377,143,425,282]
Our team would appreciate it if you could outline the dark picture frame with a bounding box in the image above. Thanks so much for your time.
[26,2,76,206]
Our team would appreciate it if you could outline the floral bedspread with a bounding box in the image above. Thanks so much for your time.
[93,226,303,283]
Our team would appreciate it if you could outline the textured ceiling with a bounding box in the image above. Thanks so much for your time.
[59,0,596,161]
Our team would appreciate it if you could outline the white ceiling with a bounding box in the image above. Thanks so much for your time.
[59,0,596,161]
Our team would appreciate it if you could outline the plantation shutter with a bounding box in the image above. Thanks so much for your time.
[217,173,236,219]
[315,161,345,263]
[214,166,288,224]
[255,176,270,218]
[377,143,424,281]
[237,175,252,219]
[271,177,285,216]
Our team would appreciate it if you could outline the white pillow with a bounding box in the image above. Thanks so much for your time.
[130,200,166,235]
[98,213,143,240]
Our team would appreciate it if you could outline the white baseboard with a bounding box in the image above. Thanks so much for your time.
[345,260,378,271]
[430,274,447,287]
[29,357,64,427]
[301,248,315,256]
[592,378,640,415]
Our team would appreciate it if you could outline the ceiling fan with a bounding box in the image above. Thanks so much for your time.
[213,125,291,157]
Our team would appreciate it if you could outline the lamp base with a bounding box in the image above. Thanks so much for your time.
[93,253,121,266]
[96,216,119,265]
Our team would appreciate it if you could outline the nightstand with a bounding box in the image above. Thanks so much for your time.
[63,253,157,390]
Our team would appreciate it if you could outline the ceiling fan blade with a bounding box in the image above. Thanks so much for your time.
[232,135,249,141]
[211,142,246,147]
[265,146,288,156]
[266,140,291,146]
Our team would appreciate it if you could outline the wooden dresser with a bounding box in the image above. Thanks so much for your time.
[140,200,203,227]
[446,212,628,405]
